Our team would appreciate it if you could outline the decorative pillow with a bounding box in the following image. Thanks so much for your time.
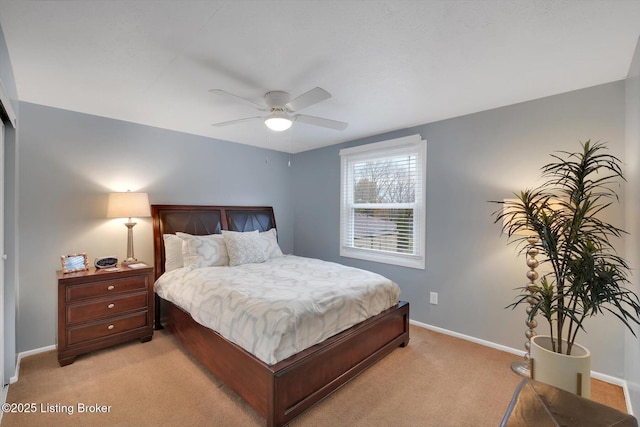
[163,234,184,272]
[260,228,283,259]
[176,232,229,269]
[222,230,268,266]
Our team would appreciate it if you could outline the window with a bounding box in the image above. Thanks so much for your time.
[340,134,426,269]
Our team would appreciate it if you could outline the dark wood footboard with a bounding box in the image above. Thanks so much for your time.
[160,298,409,426]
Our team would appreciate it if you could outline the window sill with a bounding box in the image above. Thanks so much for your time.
[340,247,425,270]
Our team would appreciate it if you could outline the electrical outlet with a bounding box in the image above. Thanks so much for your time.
[430,292,438,305]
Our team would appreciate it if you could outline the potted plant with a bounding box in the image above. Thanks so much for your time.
[492,140,640,397]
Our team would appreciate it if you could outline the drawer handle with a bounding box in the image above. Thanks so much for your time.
[107,285,115,291]
[107,324,114,330]
[107,303,115,309]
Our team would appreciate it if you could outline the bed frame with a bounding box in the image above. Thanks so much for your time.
[152,205,410,426]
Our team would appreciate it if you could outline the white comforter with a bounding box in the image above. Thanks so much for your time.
[155,255,400,365]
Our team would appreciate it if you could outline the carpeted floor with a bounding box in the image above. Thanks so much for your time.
[1,325,628,426]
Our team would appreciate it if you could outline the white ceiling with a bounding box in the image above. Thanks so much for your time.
[1,1,640,153]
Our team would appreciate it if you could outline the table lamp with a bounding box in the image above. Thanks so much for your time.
[107,191,150,265]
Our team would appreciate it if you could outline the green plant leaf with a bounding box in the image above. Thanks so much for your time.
[490,140,640,354]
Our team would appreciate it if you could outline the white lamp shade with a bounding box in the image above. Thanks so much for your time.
[503,199,534,236]
[107,192,151,219]
[503,197,563,236]
[264,112,292,131]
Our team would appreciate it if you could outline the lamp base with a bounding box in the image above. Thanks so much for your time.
[511,360,531,378]
[123,221,138,266]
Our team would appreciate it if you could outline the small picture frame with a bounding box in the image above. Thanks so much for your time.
[61,253,89,273]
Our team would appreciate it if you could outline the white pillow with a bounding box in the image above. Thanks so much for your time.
[176,232,229,268]
[222,230,268,266]
[163,234,184,272]
[260,228,283,259]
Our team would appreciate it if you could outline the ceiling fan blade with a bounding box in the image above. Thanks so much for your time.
[285,87,331,112]
[209,89,267,111]
[294,114,348,131]
[211,116,263,127]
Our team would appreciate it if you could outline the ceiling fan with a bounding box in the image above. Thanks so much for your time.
[209,87,348,132]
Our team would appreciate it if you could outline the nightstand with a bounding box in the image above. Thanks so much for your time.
[57,263,154,366]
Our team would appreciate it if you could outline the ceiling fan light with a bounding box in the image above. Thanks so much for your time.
[264,113,292,131]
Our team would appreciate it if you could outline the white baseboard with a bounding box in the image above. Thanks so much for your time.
[1,344,55,425]
[409,320,633,413]
[0,383,8,424]
[623,382,635,416]
[410,319,527,357]
[9,344,56,384]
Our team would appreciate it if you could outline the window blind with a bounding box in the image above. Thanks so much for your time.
[340,134,426,269]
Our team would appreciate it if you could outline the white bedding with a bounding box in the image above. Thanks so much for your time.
[155,255,400,365]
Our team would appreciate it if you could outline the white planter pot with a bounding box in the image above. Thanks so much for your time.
[530,335,591,398]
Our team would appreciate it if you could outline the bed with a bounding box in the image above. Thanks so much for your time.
[152,204,410,426]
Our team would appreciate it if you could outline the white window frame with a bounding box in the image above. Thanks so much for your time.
[340,134,426,269]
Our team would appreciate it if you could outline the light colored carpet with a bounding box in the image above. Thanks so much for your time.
[1,325,627,426]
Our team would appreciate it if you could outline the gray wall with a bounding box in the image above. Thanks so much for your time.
[17,102,293,352]
[292,81,628,378]
[625,35,640,413]
[0,22,19,382]
[6,18,639,406]
[0,23,18,115]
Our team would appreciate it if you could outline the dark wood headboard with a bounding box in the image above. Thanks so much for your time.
[151,205,277,280]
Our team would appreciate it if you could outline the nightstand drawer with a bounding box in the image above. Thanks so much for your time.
[67,312,148,346]
[66,293,148,324]
[66,276,148,302]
